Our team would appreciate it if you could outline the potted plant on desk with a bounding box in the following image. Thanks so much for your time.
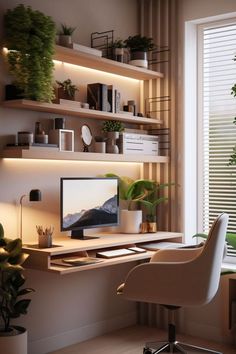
[0,223,34,354]
[105,174,155,233]
[139,182,173,232]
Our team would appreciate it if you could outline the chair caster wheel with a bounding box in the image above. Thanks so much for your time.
[143,348,152,354]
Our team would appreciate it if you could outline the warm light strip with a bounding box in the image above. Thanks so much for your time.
[53,59,140,83]
[2,158,142,167]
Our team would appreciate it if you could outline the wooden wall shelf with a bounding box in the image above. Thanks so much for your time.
[2,147,169,163]
[2,100,162,125]
[54,45,164,80]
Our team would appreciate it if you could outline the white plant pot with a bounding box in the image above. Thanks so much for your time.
[0,326,27,354]
[120,209,142,234]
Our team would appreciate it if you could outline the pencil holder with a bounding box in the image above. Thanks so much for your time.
[36,225,54,248]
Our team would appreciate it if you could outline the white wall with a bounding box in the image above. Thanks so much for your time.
[0,1,140,353]
[179,0,236,344]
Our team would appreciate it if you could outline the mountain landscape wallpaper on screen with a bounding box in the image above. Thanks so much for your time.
[63,195,118,229]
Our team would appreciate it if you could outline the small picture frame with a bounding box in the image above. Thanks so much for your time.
[49,129,74,152]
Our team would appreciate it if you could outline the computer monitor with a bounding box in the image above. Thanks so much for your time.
[60,177,119,240]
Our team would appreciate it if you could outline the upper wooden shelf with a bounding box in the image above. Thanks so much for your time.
[54,45,164,80]
[2,99,162,125]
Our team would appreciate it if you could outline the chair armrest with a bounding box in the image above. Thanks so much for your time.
[150,246,203,262]
[120,260,209,307]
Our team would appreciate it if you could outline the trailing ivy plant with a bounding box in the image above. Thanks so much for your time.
[4,4,56,102]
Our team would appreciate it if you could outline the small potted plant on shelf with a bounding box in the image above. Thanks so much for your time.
[4,4,56,102]
[124,34,155,68]
[58,23,76,48]
[111,38,126,62]
[0,222,34,354]
[55,78,79,101]
[102,120,124,154]
[105,173,155,233]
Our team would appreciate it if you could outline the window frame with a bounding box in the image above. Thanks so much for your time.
[184,14,236,264]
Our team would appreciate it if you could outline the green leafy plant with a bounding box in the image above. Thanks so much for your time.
[59,23,76,36]
[124,34,155,52]
[193,231,236,249]
[56,79,78,98]
[228,117,236,165]
[192,231,236,275]
[111,39,125,48]
[102,120,124,133]
[0,223,34,333]
[139,182,173,222]
[4,4,56,102]
[105,173,156,210]
[228,56,236,165]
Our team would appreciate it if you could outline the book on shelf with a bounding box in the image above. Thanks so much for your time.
[87,83,108,111]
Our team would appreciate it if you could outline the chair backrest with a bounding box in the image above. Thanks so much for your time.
[192,213,228,305]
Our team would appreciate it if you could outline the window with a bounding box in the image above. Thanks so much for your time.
[198,20,236,262]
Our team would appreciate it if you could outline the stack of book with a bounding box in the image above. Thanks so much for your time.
[87,83,121,113]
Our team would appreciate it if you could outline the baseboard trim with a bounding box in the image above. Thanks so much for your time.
[28,311,137,354]
[182,320,230,344]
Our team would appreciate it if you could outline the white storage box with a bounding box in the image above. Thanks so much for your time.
[119,132,159,155]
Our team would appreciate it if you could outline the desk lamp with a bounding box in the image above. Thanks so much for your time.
[20,189,42,240]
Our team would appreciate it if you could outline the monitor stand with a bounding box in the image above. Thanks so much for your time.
[71,229,99,240]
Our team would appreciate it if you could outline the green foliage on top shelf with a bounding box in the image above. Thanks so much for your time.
[0,222,34,333]
[102,120,124,132]
[124,34,155,52]
[4,4,56,102]
[59,23,76,35]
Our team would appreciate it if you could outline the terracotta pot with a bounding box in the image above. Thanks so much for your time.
[148,222,157,233]
[0,326,27,354]
[59,34,72,48]
[57,87,74,101]
[140,222,148,233]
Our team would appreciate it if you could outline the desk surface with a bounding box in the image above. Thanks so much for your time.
[23,231,183,275]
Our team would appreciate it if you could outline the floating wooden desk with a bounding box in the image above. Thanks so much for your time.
[23,231,183,275]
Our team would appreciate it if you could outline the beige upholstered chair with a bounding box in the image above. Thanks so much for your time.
[117,213,229,353]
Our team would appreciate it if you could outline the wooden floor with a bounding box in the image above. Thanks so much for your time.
[49,325,236,354]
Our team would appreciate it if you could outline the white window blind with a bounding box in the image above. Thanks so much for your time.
[199,22,236,262]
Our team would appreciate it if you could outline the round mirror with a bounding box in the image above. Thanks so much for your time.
[81,125,93,152]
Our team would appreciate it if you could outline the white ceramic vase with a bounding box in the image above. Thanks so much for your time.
[120,209,142,234]
[106,131,119,154]
[0,326,27,354]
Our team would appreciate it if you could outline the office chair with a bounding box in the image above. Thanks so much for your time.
[117,213,229,353]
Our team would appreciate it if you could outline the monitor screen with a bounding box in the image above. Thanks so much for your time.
[60,177,119,240]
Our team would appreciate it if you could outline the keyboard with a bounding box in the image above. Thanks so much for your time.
[96,248,136,259]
